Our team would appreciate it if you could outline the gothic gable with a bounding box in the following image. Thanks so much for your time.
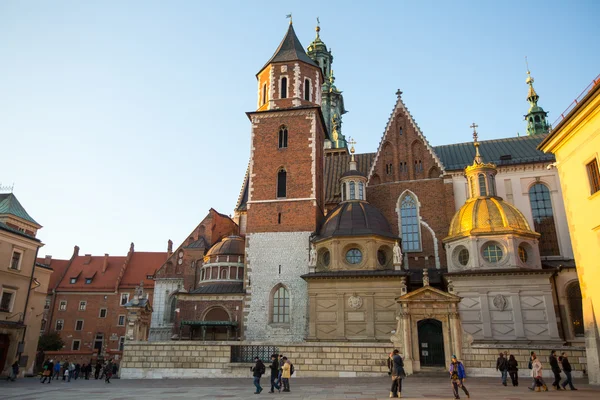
[368,93,445,185]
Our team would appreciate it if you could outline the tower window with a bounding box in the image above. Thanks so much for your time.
[304,79,310,101]
[262,83,267,105]
[278,127,288,148]
[280,77,287,99]
[478,174,487,196]
[277,169,287,198]
[399,127,403,135]
[529,183,559,256]
[272,286,290,323]
[349,181,355,200]
[386,163,393,175]
[534,115,540,122]
[359,182,364,200]
[415,160,423,173]
[341,182,346,201]
[399,193,421,252]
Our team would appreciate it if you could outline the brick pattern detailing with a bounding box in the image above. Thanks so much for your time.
[244,232,311,342]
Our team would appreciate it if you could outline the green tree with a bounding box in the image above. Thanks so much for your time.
[37,332,64,351]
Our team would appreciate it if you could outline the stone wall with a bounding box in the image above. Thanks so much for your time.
[120,341,392,379]
[149,278,182,341]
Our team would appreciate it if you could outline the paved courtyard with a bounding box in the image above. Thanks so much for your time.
[1,376,598,399]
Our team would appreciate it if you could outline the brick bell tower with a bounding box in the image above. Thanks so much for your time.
[244,20,326,342]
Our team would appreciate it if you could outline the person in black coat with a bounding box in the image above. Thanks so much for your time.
[389,349,405,398]
[268,354,281,393]
[251,357,265,394]
[560,352,577,390]
[549,350,562,390]
[507,354,519,386]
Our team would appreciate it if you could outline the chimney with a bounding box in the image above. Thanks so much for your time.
[102,254,109,273]
[84,254,92,265]
[73,245,80,257]
[44,255,52,265]
[129,242,135,254]
[168,239,173,254]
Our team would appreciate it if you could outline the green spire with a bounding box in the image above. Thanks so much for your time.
[524,62,550,136]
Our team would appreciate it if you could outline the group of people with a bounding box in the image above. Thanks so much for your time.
[496,350,577,391]
[39,359,118,384]
[251,354,294,394]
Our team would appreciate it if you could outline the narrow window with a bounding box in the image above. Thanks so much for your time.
[201,269,205,280]
[119,337,126,351]
[72,339,81,351]
[278,265,281,274]
[399,127,403,135]
[478,174,487,196]
[278,213,282,224]
[120,293,129,306]
[10,250,21,270]
[79,301,86,311]
[0,291,14,312]
[118,315,126,326]
[489,175,497,196]
[272,286,290,323]
[304,79,310,101]
[99,308,107,318]
[567,282,584,337]
[75,320,84,331]
[55,320,64,331]
[586,158,600,194]
[341,182,346,201]
[262,83,267,105]
[278,127,288,148]
[220,269,228,279]
[59,300,67,311]
[280,77,287,98]
[349,181,356,199]
[400,194,421,252]
[529,183,559,256]
[359,182,364,200]
[277,169,287,198]
[469,177,475,198]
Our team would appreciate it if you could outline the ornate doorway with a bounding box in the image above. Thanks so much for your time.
[418,319,445,367]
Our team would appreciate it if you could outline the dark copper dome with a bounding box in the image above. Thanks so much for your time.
[319,201,396,240]
[206,235,245,256]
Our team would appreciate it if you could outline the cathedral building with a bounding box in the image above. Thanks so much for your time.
[143,21,585,376]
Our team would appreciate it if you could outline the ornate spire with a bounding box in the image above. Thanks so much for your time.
[470,122,483,165]
[348,138,356,163]
[523,58,550,136]
[465,123,498,198]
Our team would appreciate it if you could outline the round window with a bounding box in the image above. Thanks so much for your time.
[458,248,469,266]
[518,245,528,263]
[345,248,362,264]
[483,243,503,263]
[377,249,387,266]
[322,250,331,267]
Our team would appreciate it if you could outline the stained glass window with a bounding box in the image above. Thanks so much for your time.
[345,248,362,264]
[400,194,421,252]
[529,184,559,256]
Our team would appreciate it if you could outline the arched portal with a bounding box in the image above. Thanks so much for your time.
[417,319,445,367]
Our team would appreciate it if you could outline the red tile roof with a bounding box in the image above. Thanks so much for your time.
[37,258,71,293]
[120,251,167,289]
[56,254,127,292]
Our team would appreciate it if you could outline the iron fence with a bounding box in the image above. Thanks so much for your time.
[230,345,279,363]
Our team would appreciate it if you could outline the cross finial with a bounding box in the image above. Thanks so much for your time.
[315,17,320,37]
[286,13,292,24]
[396,89,403,97]
[470,122,479,142]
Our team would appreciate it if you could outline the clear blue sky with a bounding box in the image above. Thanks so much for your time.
[1,1,598,258]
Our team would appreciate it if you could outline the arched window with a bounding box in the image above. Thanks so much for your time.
[278,127,288,148]
[272,286,290,323]
[349,182,355,200]
[535,115,540,122]
[567,282,584,337]
[168,296,177,323]
[528,183,559,256]
[277,169,287,198]
[262,83,267,105]
[399,127,403,135]
[359,182,364,200]
[280,77,287,99]
[478,174,487,196]
[220,268,228,279]
[304,79,310,101]
[400,193,421,252]
[341,182,346,201]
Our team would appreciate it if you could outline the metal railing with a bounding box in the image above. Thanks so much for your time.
[551,74,600,129]
[230,345,279,363]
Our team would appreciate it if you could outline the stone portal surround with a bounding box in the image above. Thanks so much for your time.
[120,341,392,379]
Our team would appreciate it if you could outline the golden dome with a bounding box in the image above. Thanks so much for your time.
[446,197,539,241]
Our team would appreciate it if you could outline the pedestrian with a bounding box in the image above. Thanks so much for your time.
[86,363,92,379]
[281,357,292,392]
[63,365,70,382]
[112,362,119,379]
[507,354,519,386]
[68,362,75,382]
[529,353,548,392]
[7,360,19,381]
[75,363,81,380]
[62,360,69,381]
[53,360,61,380]
[104,359,113,383]
[495,352,508,386]
[41,359,53,384]
[251,356,265,394]
[387,351,394,376]
[277,354,284,388]
[549,350,562,390]
[94,361,101,379]
[449,355,469,399]
[268,354,281,393]
[389,349,406,398]
[560,352,577,390]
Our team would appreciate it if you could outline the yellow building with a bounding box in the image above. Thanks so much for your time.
[539,76,600,384]
[0,192,51,377]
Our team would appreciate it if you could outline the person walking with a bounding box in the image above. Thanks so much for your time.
[495,352,508,386]
[281,357,292,393]
[529,354,548,392]
[41,360,53,384]
[268,354,281,393]
[74,363,81,380]
[389,349,405,398]
[549,350,562,390]
[104,359,114,383]
[277,354,284,389]
[53,360,61,380]
[507,354,519,386]
[94,361,101,379]
[560,352,577,390]
[251,356,265,394]
[7,360,19,381]
[449,355,469,399]
[63,365,70,382]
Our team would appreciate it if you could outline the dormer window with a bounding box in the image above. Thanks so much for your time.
[70,278,77,284]
[280,77,288,99]
[85,278,92,284]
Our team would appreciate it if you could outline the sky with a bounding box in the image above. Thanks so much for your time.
[1,1,598,259]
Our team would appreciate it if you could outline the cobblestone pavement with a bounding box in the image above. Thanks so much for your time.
[1,376,598,399]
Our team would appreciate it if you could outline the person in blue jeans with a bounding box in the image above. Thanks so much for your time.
[251,357,265,394]
[496,352,508,386]
[268,354,281,393]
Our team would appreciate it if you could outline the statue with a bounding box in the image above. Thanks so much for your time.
[422,268,430,286]
[331,114,340,142]
[393,241,403,265]
[135,281,144,299]
[309,243,317,267]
